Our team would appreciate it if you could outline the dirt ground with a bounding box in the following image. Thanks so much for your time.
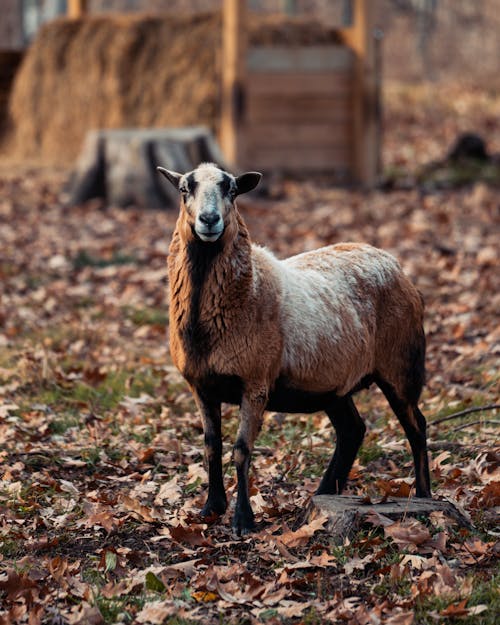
[0,84,499,624]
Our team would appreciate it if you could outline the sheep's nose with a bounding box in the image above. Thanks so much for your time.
[199,212,220,227]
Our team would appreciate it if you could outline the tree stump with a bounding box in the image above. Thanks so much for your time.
[68,126,227,209]
[307,495,473,543]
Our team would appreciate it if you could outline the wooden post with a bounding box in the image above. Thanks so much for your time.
[342,0,379,187]
[67,0,88,18]
[220,0,247,168]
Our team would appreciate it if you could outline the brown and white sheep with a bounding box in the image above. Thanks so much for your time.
[158,162,431,535]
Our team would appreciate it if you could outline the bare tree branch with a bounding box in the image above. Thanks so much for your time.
[429,404,500,427]
[451,420,500,433]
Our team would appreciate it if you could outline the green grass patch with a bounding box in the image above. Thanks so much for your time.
[34,367,163,416]
[429,396,499,441]
[49,413,82,434]
[38,376,125,413]
[0,538,22,559]
[130,426,154,445]
[373,576,412,599]
[123,305,168,327]
[419,160,500,189]
[414,571,500,625]
[95,595,148,624]
[73,250,139,270]
[358,439,385,464]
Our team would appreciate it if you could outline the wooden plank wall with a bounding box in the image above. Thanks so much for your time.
[244,45,354,176]
[220,0,379,185]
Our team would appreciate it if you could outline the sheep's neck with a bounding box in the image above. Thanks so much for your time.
[168,215,253,376]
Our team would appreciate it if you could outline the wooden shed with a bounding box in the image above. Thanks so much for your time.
[0,0,24,134]
[220,0,381,186]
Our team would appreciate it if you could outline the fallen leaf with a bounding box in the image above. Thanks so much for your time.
[385,520,431,550]
[135,600,176,624]
[121,495,157,522]
[440,599,469,617]
[169,524,212,547]
[384,610,414,625]
[192,590,218,602]
[279,513,328,548]
[154,475,182,505]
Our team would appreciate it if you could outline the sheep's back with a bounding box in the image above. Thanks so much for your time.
[276,243,414,395]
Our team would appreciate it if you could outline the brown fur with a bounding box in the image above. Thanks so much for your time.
[168,204,282,390]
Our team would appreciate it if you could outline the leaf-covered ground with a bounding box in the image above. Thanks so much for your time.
[1,84,499,624]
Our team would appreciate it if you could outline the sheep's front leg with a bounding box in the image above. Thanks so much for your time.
[193,391,227,517]
[232,386,267,535]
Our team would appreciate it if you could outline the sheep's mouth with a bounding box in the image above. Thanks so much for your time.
[193,225,224,243]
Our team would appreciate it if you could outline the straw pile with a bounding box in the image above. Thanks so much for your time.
[4,11,340,163]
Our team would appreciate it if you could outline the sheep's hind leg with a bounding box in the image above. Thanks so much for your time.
[316,396,366,495]
[377,379,431,498]
[194,392,227,517]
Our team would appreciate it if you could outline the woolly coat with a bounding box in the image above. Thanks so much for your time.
[167,208,425,407]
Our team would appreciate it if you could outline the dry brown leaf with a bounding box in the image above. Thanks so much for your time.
[376,478,413,498]
[169,524,212,547]
[67,605,104,625]
[275,601,308,618]
[440,598,469,617]
[344,554,375,576]
[384,610,414,625]
[384,520,431,550]
[120,495,158,522]
[279,513,328,548]
[135,601,177,624]
[154,475,182,506]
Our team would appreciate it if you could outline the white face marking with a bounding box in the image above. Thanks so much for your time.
[180,163,236,243]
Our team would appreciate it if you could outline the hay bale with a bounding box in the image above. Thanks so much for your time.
[4,11,341,164]
[7,12,220,163]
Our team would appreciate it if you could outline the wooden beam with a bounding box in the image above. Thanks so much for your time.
[220,0,247,168]
[67,0,88,19]
[341,0,380,187]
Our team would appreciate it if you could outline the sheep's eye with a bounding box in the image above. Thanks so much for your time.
[179,186,188,197]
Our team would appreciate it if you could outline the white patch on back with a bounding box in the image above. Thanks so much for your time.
[254,243,401,395]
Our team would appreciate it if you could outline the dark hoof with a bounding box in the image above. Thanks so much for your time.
[316,477,344,496]
[201,497,227,518]
[315,486,342,496]
[232,510,255,536]
[415,490,432,498]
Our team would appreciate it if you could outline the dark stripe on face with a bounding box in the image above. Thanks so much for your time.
[186,173,198,196]
[218,173,233,199]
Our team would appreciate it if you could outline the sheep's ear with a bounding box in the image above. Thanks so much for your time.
[157,167,182,189]
[235,171,262,195]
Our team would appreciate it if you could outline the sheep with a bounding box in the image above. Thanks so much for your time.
[158,162,431,535]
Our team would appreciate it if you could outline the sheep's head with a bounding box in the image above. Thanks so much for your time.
[158,162,261,243]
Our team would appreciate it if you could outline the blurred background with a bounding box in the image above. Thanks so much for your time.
[1,0,499,180]
[3,0,500,80]
[0,5,498,622]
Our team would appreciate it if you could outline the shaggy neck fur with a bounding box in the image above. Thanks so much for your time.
[168,208,253,379]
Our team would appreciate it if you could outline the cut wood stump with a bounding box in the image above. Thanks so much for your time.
[68,126,226,209]
[307,495,473,543]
